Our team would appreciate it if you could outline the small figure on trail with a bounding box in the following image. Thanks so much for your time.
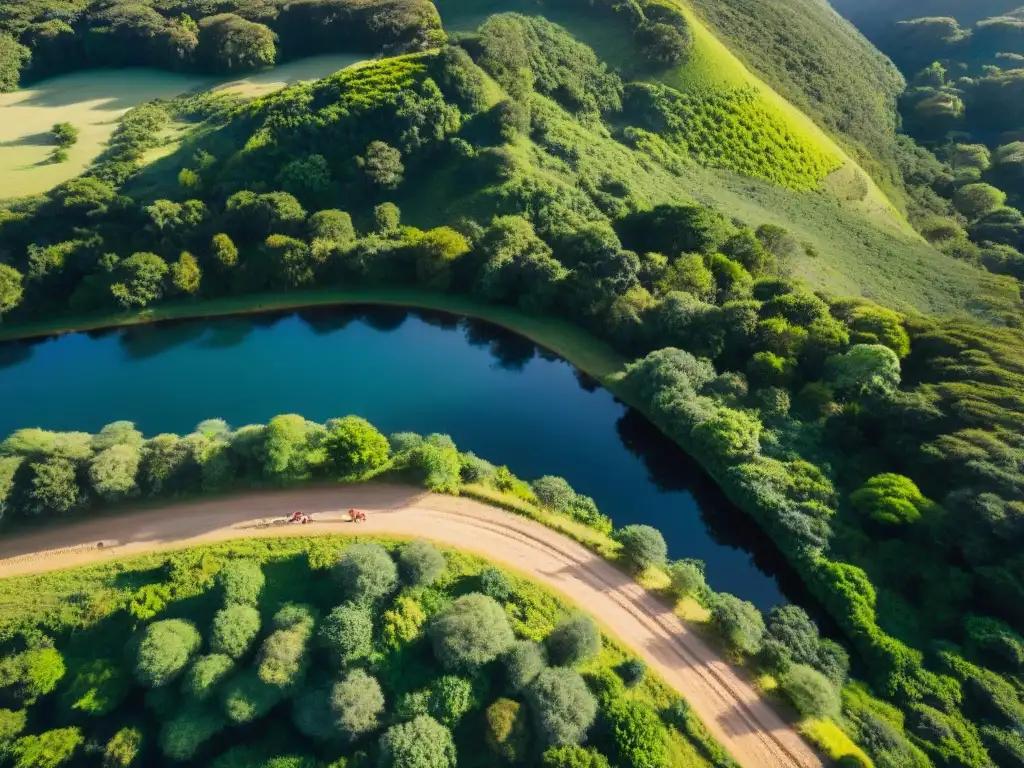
[288,511,312,524]
[348,509,367,523]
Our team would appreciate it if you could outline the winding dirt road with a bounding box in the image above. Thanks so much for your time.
[0,485,820,768]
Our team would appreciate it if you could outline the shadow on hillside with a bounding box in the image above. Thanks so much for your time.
[0,131,54,148]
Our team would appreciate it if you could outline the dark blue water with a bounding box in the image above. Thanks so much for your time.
[0,306,803,608]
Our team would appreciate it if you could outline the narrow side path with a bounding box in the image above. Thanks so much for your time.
[0,484,821,768]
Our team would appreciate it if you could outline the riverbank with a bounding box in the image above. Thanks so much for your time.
[0,289,628,380]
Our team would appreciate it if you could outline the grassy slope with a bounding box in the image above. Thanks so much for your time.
[0,54,366,200]
[424,0,1020,315]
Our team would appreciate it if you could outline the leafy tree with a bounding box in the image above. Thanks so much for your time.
[331,669,384,740]
[815,639,850,687]
[546,613,600,667]
[616,525,668,570]
[324,416,390,476]
[669,561,706,598]
[636,21,691,65]
[430,593,515,670]
[691,408,762,462]
[27,456,81,515]
[92,421,143,451]
[334,542,398,603]
[541,746,611,768]
[277,154,332,202]
[318,603,373,665]
[952,183,1006,220]
[182,654,233,701]
[0,263,24,317]
[0,708,25,746]
[9,727,82,768]
[258,622,312,689]
[766,605,819,666]
[0,33,30,93]
[198,14,276,72]
[221,669,282,723]
[216,560,264,605]
[360,141,404,190]
[88,444,141,501]
[309,210,355,247]
[825,344,901,396]
[480,566,513,602]
[60,659,129,716]
[429,675,475,726]
[617,658,646,688]
[130,619,201,687]
[602,699,669,768]
[485,698,531,763]
[850,474,938,527]
[374,203,401,235]
[160,704,225,761]
[527,668,598,748]
[531,476,575,511]
[170,252,201,295]
[210,604,261,658]
[260,414,315,480]
[381,595,428,650]
[292,685,334,741]
[504,639,547,693]
[416,227,470,290]
[398,540,447,586]
[378,715,456,768]
[110,253,169,309]
[2,646,66,705]
[780,664,840,718]
[965,615,1024,671]
[709,594,764,655]
[211,233,238,269]
[103,727,143,768]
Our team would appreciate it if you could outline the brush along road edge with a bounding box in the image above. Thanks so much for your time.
[0,484,821,768]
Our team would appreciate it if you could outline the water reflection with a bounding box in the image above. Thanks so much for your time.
[0,305,814,609]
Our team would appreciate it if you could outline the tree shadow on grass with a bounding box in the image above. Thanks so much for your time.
[0,131,54,148]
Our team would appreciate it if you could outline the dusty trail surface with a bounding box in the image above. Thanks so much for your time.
[0,485,820,768]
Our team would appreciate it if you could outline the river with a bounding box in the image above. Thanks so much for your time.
[0,306,805,609]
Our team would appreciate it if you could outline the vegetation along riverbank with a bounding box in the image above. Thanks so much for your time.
[1,0,1023,765]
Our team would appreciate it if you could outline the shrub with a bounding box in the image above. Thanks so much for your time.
[398,540,447,586]
[210,604,261,658]
[541,746,611,767]
[669,561,706,598]
[381,595,428,650]
[781,664,840,718]
[766,605,819,666]
[378,715,456,768]
[103,727,143,768]
[504,639,547,694]
[331,669,385,740]
[430,593,515,670]
[965,615,1024,671]
[527,668,598,749]
[325,416,390,476]
[429,675,475,726]
[602,699,669,768]
[257,625,311,689]
[130,619,201,687]
[333,543,398,603]
[216,560,264,605]
[850,474,937,527]
[292,685,334,741]
[0,708,26,745]
[272,603,317,630]
[60,659,129,716]
[318,603,373,665]
[221,669,282,724]
[617,659,647,688]
[709,594,764,656]
[532,476,575,511]
[9,727,83,768]
[485,698,531,763]
[546,613,600,667]
[181,654,233,701]
[160,704,225,761]
[615,525,668,570]
[479,566,513,602]
[757,638,793,676]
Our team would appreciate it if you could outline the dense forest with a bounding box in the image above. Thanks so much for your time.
[0,1,1022,767]
[825,5,1024,285]
[0,530,726,767]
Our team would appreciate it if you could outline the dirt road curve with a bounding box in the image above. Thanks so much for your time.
[0,485,820,768]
